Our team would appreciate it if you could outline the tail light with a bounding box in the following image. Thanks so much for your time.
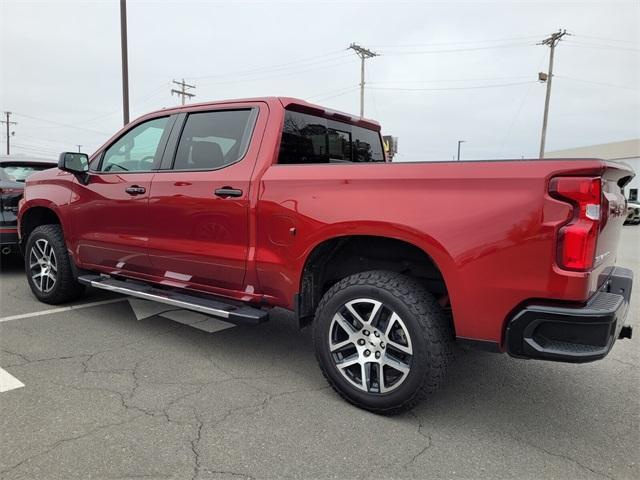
[0,187,22,196]
[549,176,602,271]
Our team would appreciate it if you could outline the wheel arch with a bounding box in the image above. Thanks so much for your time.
[296,233,455,330]
[19,205,63,253]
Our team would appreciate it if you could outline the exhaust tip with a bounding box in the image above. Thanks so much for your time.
[1,247,12,255]
[619,325,633,340]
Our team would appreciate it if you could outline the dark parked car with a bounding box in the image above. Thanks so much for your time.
[1,157,56,254]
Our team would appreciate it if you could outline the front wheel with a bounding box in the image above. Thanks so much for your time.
[25,224,85,304]
[313,270,453,415]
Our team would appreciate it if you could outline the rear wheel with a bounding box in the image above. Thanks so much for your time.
[25,224,85,304]
[313,270,453,414]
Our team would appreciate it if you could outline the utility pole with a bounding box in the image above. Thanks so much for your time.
[1,112,17,155]
[171,79,196,105]
[348,43,378,118]
[538,29,569,159]
[120,0,130,125]
[76,144,83,153]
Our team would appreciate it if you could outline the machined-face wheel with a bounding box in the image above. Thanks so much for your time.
[29,238,58,293]
[329,298,413,394]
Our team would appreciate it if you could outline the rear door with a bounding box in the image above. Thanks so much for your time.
[145,105,263,293]
[70,115,174,274]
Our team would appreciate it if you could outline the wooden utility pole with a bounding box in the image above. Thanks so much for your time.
[538,29,569,159]
[171,79,196,105]
[120,0,130,125]
[348,43,378,118]
[1,112,17,155]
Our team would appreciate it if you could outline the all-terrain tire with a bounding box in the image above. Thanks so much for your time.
[25,224,85,304]
[313,270,453,415]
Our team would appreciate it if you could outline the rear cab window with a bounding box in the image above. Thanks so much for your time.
[171,109,257,171]
[278,108,385,164]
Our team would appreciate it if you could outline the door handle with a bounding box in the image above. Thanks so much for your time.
[125,185,146,195]
[215,187,243,198]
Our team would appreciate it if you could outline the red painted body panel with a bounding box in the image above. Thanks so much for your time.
[18,97,633,349]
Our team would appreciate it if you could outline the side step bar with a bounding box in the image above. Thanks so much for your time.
[78,275,268,325]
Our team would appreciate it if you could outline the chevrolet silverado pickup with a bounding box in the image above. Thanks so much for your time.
[18,97,634,414]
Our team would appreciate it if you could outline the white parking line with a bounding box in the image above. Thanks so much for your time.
[0,298,127,323]
[0,367,25,392]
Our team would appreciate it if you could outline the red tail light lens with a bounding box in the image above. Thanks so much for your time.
[549,177,602,271]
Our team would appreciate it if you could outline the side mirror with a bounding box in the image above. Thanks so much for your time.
[58,152,89,174]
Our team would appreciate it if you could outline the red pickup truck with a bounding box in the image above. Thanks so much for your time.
[18,97,634,414]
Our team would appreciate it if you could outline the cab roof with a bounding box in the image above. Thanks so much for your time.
[146,96,381,132]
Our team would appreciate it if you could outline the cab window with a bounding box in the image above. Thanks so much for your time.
[100,117,169,172]
[172,109,256,171]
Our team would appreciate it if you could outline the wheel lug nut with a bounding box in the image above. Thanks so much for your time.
[380,342,385,349]
[363,330,370,336]
[358,339,365,346]
[374,331,380,337]
[364,349,371,357]
[375,351,381,359]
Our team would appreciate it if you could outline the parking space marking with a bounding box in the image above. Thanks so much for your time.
[0,298,127,323]
[0,367,25,392]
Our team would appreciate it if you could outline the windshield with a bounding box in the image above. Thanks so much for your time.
[0,164,53,182]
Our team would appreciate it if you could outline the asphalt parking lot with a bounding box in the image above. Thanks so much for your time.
[1,228,638,480]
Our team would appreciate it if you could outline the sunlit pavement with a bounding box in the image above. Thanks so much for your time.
[1,228,638,480]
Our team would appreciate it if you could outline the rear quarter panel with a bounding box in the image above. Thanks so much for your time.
[256,159,618,345]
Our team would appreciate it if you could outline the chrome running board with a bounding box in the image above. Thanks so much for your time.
[78,274,268,325]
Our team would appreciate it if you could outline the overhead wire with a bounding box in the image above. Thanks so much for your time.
[187,50,349,81]
[368,81,537,92]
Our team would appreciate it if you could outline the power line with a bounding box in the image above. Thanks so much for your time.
[313,87,360,103]
[555,75,639,91]
[171,79,196,105]
[538,29,570,159]
[12,113,111,136]
[348,43,379,118]
[378,42,535,56]
[368,75,533,85]
[563,41,640,52]
[307,85,359,100]
[498,50,549,157]
[576,34,639,45]
[197,58,353,86]
[187,50,347,81]
[369,34,544,48]
[368,81,536,91]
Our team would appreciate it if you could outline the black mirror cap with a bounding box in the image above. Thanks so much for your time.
[58,152,89,174]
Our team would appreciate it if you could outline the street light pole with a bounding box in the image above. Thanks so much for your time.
[120,0,130,126]
[457,140,465,161]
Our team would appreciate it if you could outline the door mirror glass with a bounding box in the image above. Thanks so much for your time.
[58,152,89,173]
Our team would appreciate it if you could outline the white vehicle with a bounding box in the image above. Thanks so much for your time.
[625,201,640,225]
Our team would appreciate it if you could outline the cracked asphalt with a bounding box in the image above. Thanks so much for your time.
[1,227,638,480]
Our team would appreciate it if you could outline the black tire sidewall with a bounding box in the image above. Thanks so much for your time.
[24,225,80,303]
[314,280,435,412]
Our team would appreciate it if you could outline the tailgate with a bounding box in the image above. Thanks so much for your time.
[594,161,635,287]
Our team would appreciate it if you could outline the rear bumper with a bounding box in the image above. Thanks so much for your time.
[506,266,633,363]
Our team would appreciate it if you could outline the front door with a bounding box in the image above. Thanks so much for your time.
[70,116,172,275]
[146,106,262,293]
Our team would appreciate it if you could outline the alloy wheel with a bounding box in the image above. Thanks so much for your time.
[329,298,413,394]
[29,238,57,293]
